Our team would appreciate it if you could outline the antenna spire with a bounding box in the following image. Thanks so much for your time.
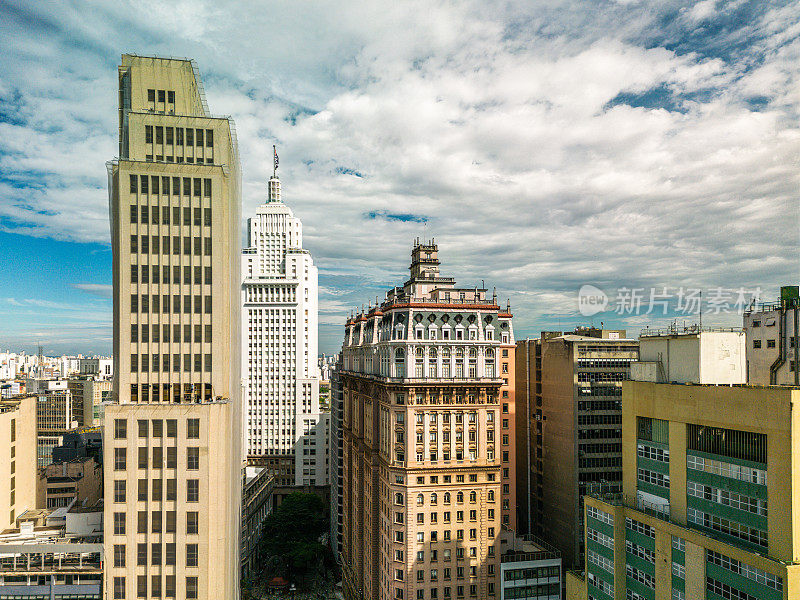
[273,144,278,177]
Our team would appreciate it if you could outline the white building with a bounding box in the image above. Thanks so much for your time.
[743,286,799,385]
[242,167,327,486]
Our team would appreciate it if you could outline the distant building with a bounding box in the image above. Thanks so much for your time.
[240,467,275,581]
[33,385,75,467]
[516,328,638,568]
[37,456,102,509]
[329,353,344,562]
[0,395,37,530]
[241,165,328,486]
[68,377,112,427]
[632,327,746,384]
[743,285,799,385]
[78,357,114,378]
[499,531,561,600]
[0,505,102,597]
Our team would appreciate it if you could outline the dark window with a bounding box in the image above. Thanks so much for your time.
[187,447,199,470]
[166,127,173,144]
[205,130,213,147]
[137,543,147,566]
[186,129,193,145]
[130,235,138,253]
[140,175,148,194]
[203,178,212,197]
[158,90,165,103]
[204,207,211,225]
[137,511,147,533]
[687,423,766,464]
[138,479,147,501]
[147,89,155,102]
[114,576,126,599]
[193,177,201,196]
[187,511,199,534]
[183,177,191,195]
[204,237,212,255]
[195,129,203,146]
[151,542,161,565]
[168,90,175,103]
[145,126,153,144]
[130,174,138,193]
[187,480,199,502]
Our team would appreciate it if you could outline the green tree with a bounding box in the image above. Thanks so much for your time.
[255,493,335,592]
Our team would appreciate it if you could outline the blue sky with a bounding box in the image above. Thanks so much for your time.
[0,0,798,355]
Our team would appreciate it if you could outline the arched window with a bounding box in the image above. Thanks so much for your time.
[417,493,424,506]
[395,493,404,505]
[469,491,477,503]
[444,492,451,504]
[469,348,477,358]
[415,347,424,358]
[429,347,438,358]
[395,348,405,359]
[442,347,451,358]
[431,493,438,505]
[455,347,464,358]
[485,348,494,358]
[457,491,464,504]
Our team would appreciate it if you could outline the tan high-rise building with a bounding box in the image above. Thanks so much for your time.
[340,241,514,600]
[516,329,639,568]
[105,55,241,600]
[0,396,37,530]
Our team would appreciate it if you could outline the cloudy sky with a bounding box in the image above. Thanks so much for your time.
[0,0,798,356]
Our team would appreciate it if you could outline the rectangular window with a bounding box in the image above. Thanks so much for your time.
[187,479,199,502]
[114,512,126,535]
[187,511,199,534]
[186,543,199,567]
[187,447,200,470]
[114,576,126,599]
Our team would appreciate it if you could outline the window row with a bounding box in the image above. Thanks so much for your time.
[132,265,212,286]
[130,205,211,226]
[130,353,212,373]
[132,323,212,344]
[130,175,212,197]
[112,510,199,536]
[145,126,213,147]
[114,418,199,439]
[113,542,198,568]
[130,294,211,314]
[113,575,197,600]
[130,234,211,256]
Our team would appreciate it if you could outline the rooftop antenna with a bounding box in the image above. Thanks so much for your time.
[37,343,43,379]
[699,290,703,329]
[273,144,278,178]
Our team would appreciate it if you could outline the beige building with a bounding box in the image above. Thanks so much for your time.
[341,241,514,600]
[105,54,242,600]
[68,377,112,427]
[37,456,102,509]
[515,329,638,568]
[0,396,37,531]
[743,286,799,385]
[568,382,800,600]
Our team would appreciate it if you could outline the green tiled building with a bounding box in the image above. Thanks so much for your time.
[568,382,800,600]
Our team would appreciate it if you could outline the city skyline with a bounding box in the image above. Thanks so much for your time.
[1,1,799,356]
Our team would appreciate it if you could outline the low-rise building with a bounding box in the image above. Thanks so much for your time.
[37,457,103,509]
[499,531,561,600]
[241,467,275,581]
[0,505,103,598]
[743,286,799,385]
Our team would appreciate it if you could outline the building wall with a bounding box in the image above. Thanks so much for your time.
[0,396,37,530]
[500,340,516,530]
[744,305,799,385]
[37,456,102,509]
[105,54,241,600]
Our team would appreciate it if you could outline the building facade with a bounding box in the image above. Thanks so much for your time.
[68,377,112,427]
[743,286,799,385]
[568,381,800,600]
[241,169,327,486]
[105,54,242,600]
[0,396,37,531]
[330,354,344,562]
[516,329,638,568]
[340,241,515,600]
[37,456,102,509]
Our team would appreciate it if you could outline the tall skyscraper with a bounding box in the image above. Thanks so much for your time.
[516,329,639,568]
[105,55,241,600]
[241,165,326,486]
[340,240,514,600]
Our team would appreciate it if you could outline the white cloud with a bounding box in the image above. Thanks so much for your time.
[1,0,798,352]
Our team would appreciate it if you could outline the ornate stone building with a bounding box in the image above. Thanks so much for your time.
[340,241,514,600]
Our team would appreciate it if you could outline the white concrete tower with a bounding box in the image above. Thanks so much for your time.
[241,156,326,486]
